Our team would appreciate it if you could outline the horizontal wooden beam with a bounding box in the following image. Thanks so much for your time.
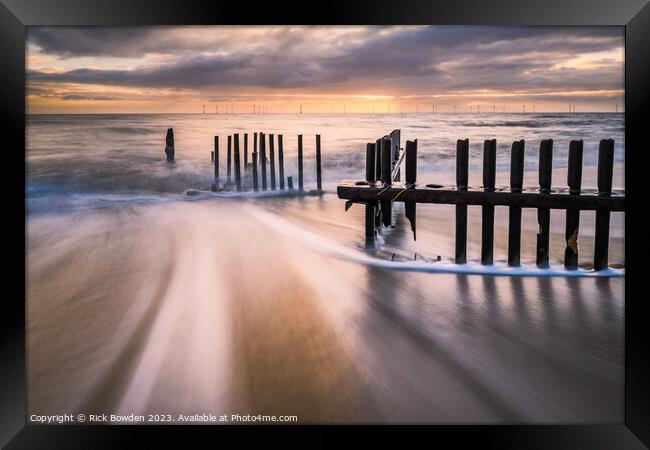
[337,183,624,211]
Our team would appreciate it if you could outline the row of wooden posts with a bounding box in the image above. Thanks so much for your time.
[337,130,624,271]
[210,132,322,193]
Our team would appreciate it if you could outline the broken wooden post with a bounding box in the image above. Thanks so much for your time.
[481,139,496,265]
[164,128,175,162]
[278,134,285,189]
[260,132,267,190]
[564,140,583,269]
[227,135,232,187]
[594,139,614,271]
[365,143,376,247]
[269,133,276,190]
[536,139,553,268]
[234,133,242,192]
[298,134,304,190]
[316,134,322,191]
[405,139,417,240]
[288,175,294,190]
[508,140,525,266]
[380,136,392,227]
[252,151,259,192]
[213,136,219,190]
[455,138,469,264]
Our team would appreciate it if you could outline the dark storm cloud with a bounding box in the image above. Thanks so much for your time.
[27,27,156,57]
[27,26,624,95]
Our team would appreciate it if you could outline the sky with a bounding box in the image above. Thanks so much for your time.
[26,26,624,114]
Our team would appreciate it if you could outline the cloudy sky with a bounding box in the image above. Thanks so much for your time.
[26,26,624,114]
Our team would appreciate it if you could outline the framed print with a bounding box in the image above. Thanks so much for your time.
[2,0,649,447]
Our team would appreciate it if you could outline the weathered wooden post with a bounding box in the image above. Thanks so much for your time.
[227,135,232,187]
[164,128,175,162]
[365,142,376,247]
[260,132,267,190]
[374,137,383,230]
[508,140,525,266]
[254,132,258,165]
[404,139,417,239]
[316,134,322,191]
[536,139,553,268]
[288,175,294,190]
[298,134,304,190]
[594,139,614,271]
[244,133,249,167]
[211,151,215,163]
[390,130,401,181]
[213,136,220,190]
[455,138,469,264]
[234,133,242,192]
[269,133,276,190]
[375,138,382,182]
[380,136,392,228]
[278,134,285,189]
[252,151,259,192]
[481,139,496,265]
[564,140,583,269]
[365,143,376,183]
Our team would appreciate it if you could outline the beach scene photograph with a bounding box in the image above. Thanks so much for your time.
[26,25,625,424]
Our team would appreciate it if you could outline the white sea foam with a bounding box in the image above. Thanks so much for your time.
[247,204,624,278]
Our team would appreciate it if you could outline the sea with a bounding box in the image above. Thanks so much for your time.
[25,112,625,423]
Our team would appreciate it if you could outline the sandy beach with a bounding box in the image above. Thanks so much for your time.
[26,177,623,423]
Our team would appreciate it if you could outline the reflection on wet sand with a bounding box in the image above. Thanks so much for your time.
[27,196,623,423]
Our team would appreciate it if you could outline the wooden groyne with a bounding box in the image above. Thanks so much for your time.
[207,131,323,194]
[337,130,624,271]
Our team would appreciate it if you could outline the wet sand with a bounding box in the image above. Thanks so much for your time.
[26,175,624,423]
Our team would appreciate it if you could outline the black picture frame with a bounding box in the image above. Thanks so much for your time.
[2,0,648,447]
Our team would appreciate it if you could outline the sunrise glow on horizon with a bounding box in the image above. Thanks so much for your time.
[26,26,625,114]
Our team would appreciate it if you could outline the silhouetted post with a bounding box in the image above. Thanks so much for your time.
[316,134,322,191]
[298,134,304,190]
[375,138,382,182]
[404,139,417,240]
[390,130,401,181]
[508,140,525,266]
[211,151,214,163]
[260,132,267,190]
[374,137,383,230]
[244,133,249,167]
[536,139,553,268]
[380,136,392,227]
[481,139,496,265]
[164,128,175,162]
[365,143,377,246]
[287,175,294,190]
[564,140,583,269]
[254,132,258,165]
[252,151,259,191]
[365,143,376,183]
[269,134,276,190]
[455,138,469,264]
[594,139,614,271]
[213,136,219,190]
[234,133,242,191]
[278,134,285,189]
[227,135,232,187]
